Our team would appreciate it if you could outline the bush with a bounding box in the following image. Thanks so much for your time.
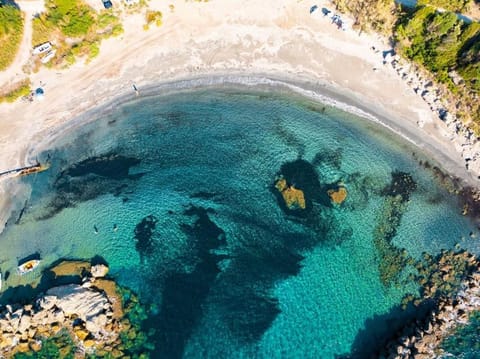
[0,5,24,71]
[0,79,31,103]
[46,0,95,37]
[145,10,162,27]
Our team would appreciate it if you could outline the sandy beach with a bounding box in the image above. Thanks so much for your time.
[0,0,477,229]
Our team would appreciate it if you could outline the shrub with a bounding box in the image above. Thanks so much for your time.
[0,5,24,71]
[0,79,31,103]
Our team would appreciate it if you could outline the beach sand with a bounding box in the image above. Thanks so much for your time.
[0,0,475,229]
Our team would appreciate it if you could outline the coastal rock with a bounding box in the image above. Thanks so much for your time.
[29,340,42,352]
[91,279,123,319]
[17,315,31,334]
[91,264,109,278]
[46,284,109,321]
[75,329,90,341]
[275,178,306,210]
[37,295,57,311]
[327,186,347,204]
[86,313,108,334]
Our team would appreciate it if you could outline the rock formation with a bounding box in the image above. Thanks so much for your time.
[327,186,347,204]
[0,261,133,357]
[387,56,480,181]
[275,178,306,210]
[382,257,480,359]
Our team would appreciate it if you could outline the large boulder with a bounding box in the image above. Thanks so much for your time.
[91,264,109,278]
[46,285,109,322]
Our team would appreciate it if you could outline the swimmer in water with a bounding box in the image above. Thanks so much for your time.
[113,224,118,232]
[94,225,99,234]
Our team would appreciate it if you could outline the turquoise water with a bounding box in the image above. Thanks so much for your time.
[0,88,478,358]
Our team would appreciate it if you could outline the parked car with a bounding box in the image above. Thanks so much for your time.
[103,0,113,9]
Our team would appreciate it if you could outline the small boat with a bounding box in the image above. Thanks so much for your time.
[17,259,41,275]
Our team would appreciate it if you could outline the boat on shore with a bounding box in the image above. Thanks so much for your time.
[17,260,41,275]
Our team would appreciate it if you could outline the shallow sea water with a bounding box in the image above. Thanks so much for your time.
[0,88,478,358]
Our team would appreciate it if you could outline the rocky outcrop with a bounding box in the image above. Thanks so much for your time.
[0,263,128,357]
[382,260,480,359]
[275,178,306,210]
[327,186,347,204]
[387,55,480,180]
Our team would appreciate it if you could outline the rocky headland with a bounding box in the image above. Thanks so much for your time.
[0,261,147,358]
[382,254,480,359]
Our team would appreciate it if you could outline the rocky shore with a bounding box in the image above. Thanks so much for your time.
[382,258,480,359]
[387,55,480,180]
[0,261,145,358]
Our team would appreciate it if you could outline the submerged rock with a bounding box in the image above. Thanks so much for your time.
[50,260,91,278]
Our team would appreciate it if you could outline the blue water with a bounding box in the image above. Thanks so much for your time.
[1,88,478,358]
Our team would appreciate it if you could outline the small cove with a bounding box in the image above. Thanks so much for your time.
[0,85,478,358]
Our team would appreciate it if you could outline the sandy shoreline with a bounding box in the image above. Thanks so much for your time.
[0,0,478,231]
[26,72,475,181]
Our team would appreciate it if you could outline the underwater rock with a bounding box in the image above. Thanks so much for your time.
[57,153,142,181]
[50,260,91,278]
[327,186,347,204]
[275,178,306,210]
[133,214,159,259]
[152,205,226,358]
[38,154,144,220]
[381,171,417,202]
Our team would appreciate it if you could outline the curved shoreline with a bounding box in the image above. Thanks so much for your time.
[26,72,478,185]
[0,0,478,234]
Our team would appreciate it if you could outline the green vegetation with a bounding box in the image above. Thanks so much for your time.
[0,4,24,71]
[333,1,480,129]
[14,329,76,359]
[45,0,95,37]
[395,6,480,126]
[418,0,472,12]
[331,0,399,33]
[115,286,154,357]
[0,79,31,103]
[144,10,162,30]
[31,0,123,67]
